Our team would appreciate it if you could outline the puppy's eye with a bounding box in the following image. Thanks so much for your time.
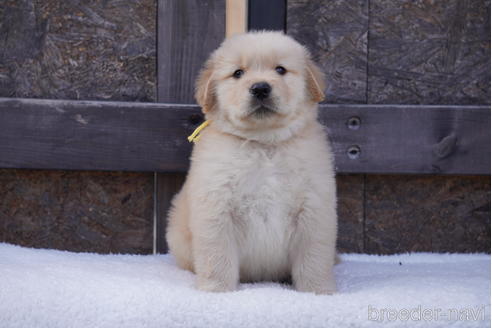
[275,66,287,75]
[232,69,244,79]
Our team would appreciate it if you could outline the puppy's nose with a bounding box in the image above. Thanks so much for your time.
[250,82,271,100]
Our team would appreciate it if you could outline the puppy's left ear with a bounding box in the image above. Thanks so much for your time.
[195,57,216,113]
[306,59,326,103]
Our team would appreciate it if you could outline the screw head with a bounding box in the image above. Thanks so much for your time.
[347,116,361,130]
[347,145,361,159]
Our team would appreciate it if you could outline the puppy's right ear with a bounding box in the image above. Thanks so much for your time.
[195,58,216,113]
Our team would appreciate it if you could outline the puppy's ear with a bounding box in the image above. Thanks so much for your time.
[195,57,216,113]
[306,59,326,103]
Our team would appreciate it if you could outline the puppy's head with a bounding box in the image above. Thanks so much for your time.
[195,31,325,143]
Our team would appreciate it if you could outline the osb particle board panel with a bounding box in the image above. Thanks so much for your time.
[365,175,490,254]
[0,169,154,254]
[0,0,156,254]
[336,175,365,253]
[0,0,156,101]
[367,0,491,105]
[287,0,369,104]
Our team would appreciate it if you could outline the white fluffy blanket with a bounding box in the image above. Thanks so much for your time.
[0,243,489,328]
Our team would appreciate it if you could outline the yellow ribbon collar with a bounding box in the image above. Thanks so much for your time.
[187,120,210,143]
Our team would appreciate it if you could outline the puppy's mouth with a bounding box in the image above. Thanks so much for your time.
[248,101,277,118]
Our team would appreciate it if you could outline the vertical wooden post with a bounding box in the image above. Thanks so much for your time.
[226,0,248,37]
[154,0,225,253]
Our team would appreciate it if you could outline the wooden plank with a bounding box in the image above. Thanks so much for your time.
[157,0,225,103]
[0,97,198,172]
[226,0,248,37]
[248,0,286,31]
[321,104,491,175]
[155,0,226,253]
[0,98,489,175]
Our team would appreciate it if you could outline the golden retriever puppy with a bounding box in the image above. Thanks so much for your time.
[166,31,337,294]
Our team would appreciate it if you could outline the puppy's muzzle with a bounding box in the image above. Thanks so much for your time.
[250,82,271,100]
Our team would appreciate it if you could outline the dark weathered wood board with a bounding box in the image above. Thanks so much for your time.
[156,0,226,253]
[248,0,286,31]
[0,98,489,175]
[157,0,225,103]
[322,104,491,175]
[287,0,369,104]
[0,98,198,172]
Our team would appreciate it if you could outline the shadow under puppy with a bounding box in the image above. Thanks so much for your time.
[166,31,337,294]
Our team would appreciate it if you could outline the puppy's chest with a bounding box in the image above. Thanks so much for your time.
[226,147,303,230]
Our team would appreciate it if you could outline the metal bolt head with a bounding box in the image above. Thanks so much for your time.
[347,145,361,159]
[347,116,361,130]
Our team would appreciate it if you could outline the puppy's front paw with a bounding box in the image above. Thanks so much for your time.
[195,277,237,293]
[295,276,337,295]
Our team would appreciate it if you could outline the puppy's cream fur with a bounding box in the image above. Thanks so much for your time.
[166,31,337,294]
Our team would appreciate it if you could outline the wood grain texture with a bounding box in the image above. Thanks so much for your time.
[0,169,153,254]
[157,0,225,103]
[0,0,156,101]
[367,0,491,105]
[287,0,369,104]
[0,98,198,172]
[320,104,491,175]
[0,98,489,175]
[365,175,490,254]
[156,0,226,253]
[226,0,247,37]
